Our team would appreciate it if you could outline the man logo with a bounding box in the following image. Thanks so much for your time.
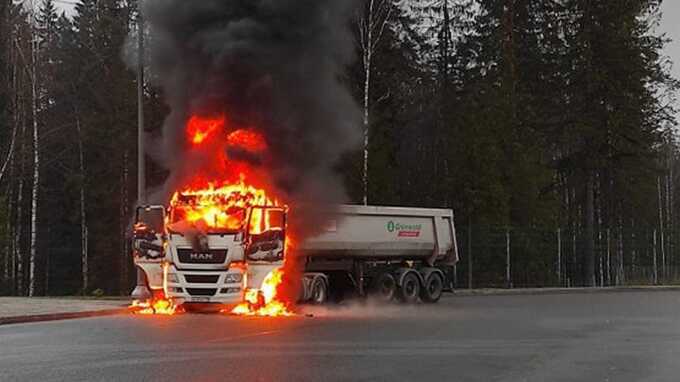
[190,253,214,261]
[387,221,395,232]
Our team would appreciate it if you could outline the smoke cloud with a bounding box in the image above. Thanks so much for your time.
[128,0,361,228]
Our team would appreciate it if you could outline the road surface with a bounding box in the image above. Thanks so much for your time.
[1,291,680,381]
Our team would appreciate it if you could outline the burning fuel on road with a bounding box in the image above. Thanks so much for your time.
[230,268,294,317]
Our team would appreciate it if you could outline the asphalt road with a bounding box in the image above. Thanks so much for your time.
[2,291,680,381]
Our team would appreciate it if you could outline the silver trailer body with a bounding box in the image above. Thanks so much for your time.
[301,205,458,266]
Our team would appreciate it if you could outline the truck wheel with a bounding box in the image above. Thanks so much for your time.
[310,276,328,305]
[398,272,421,304]
[421,272,444,303]
[371,272,397,302]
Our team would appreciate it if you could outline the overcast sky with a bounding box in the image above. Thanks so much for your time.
[52,1,680,101]
[660,1,680,86]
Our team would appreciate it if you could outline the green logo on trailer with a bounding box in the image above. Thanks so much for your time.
[387,221,423,237]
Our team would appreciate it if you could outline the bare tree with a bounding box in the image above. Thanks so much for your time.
[3,8,18,289]
[356,0,392,205]
[14,98,26,296]
[10,9,42,296]
[0,118,18,185]
[119,150,129,294]
[0,37,17,184]
[9,29,31,295]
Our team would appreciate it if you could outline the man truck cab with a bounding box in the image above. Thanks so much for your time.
[132,203,286,308]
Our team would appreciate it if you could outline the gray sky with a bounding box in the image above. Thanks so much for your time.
[53,0,75,14]
[51,1,679,104]
[660,1,680,88]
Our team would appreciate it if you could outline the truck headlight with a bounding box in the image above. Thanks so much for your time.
[167,273,179,283]
[220,287,241,294]
[224,273,242,284]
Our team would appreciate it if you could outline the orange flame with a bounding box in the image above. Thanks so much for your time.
[168,175,278,232]
[129,263,182,315]
[160,113,294,318]
[231,268,294,317]
[130,296,182,315]
[226,129,267,152]
[187,115,225,145]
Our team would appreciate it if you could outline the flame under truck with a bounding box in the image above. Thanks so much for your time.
[132,203,458,308]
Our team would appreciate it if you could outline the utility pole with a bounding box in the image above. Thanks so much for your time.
[467,220,472,289]
[557,228,561,286]
[131,8,150,300]
[653,229,658,285]
[505,229,511,289]
[657,177,666,283]
[606,228,610,286]
[137,11,145,205]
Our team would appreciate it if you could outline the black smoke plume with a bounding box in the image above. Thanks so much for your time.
[127,1,363,306]
[128,0,362,236]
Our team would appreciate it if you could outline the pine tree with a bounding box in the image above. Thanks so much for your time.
[540,0,676,285]
[67,0,137,293]
[0,0,9,168]
[0,1,11,291]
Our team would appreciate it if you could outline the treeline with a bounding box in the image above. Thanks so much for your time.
[348,0,678,287]
[0,0,142,296]
[0,0,677,295]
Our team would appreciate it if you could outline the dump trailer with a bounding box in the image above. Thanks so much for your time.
[132,204,457,307]
[298,205,458,304]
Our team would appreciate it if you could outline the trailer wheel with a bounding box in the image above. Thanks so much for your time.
[398,272,421,304]
[421,272,444,303]
[371,272,397,302]
[310,276,328,305]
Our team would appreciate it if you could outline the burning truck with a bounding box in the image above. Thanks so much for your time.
[130,116,458,315]
[127,1,457,316]
[132,195,458,315]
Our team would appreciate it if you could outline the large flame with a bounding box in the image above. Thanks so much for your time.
[183,113,294,317]
[231,268,294,317]
[131,113,295,317]
[171,114,278,233]
[168,176,275,232]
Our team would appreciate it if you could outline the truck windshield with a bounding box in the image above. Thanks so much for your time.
[167,203,246,234]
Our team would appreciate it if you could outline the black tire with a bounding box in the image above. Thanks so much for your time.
[398,272,421,304]
[371,272,397,302]
[310,276,328,305]
[421,272,444,303]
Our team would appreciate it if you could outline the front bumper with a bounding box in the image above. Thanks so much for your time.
[165,265,245,306]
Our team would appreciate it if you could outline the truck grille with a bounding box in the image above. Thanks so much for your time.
[186,288,217,296]
[184,275,220,284]
[177,249,227,264]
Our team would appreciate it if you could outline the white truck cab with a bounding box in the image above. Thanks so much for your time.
[132,204,286,308]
